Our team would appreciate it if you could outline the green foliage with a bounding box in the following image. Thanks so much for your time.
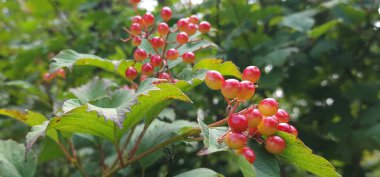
[174,168,223,177]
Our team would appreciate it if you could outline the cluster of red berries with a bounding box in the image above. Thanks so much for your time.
[42,68,66,82]
[205,66,298,164]
[123,0,211,83]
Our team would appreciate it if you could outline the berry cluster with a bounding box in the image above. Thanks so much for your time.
[205,67,298,164]
[42,68,66,82]
[123,1,211,83]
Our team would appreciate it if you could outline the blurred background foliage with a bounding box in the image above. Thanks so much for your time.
[1,0,380,176]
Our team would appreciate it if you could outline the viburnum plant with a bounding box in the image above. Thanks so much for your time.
[0,1,341,177]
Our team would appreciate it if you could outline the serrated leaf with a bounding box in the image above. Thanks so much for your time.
[193,59,242,79]
[276,132,341,177]
[70,77,117,103]
[62,99,82,113]
[197,118,229,155]
[25,121,51,151]
[249,141,280,177]
[173,168,223,177]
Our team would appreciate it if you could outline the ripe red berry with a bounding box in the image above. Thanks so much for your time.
[159,72,171,80]
[130,23,141,35]
[225,132,246,150]
[125,67,138,80]
[140,75,148,81]
[244,108,263,128]
[240,147,256,164]
[132,36,142,46]
[176,32,189,44]
[198,21,211,33]
[242,66,260,83]
[221,79,240,98]
[290,125,298,136]
[177,18,189,31]
[248,127,258,136]
[274,109,289,123]
[257,116,278,136]
[182,51,195,63]
[56,68,66,78]
[157,22,170,36]
[150,37,164,49]
[237,80,255,100]
[141,63,154,75]
[161,7,172,21]
[166,48,179,60]
[42,73,54,82]
[142,12,155,27]
[228,114,248,132]
[185,23,198,35]
[265,136,286,154]
[133,48,148,61]
[189,15,199,24]
[205,70,224,90]
[130,0,140,5]
[258,98,279,116]
[277,123,292,134]
[132,15,143,25]
[150,55,162,67]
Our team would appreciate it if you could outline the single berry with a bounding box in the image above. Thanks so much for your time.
[132,36,142,46]
[133,48,148,61]
[274,109,289,123]
[237,80,255,100]
[198,21,211,33]
[225,132,246,150]
[132,15,143,25]
[125,67,138,80]
[248,127,258,136]
[42,73,54,82]
[166,48,179,60]
[159,72,171,80]
[185,23,198,35]
[150,55,163,67]
[189,15,199,24]
[240,147,256,164]
[141,63,154,75]
[221,79,240,98]
[157,22,170,36]
[242,66,260,83]
[177,18,189,31]
[277,123,292,134]
[150,37,164,49]
[130,23,141,35]
[140,75,148,81]
[244,108,263,128]
[161,7,172,21]
[130,0,140,5]
[265,136,286,154]
[257,116,278,136]
[176,32,189,44]
[228,114,248,132]
[205,70,224,90]
[290,125,298,136]
[258,98,279,116]
[142,12,155,27]
[182,51,195,63]
[56,68,66,78]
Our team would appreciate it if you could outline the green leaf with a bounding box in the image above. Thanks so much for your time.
[281,10,318,32]
[249,141,280,177]
[197,118,229,155]
[233,153,256,177]
[276,132,341,177]
[193,59,242,79]
[308,20,340,38]
[0,140,37,177]
[173,168,223,177]
[70,77,118,103]
[62,99,82,114]
[25,121,51,151]
[255,47,299,67]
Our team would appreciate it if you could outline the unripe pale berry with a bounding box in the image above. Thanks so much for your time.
[142,12,155,27]
[159,72,171,80]
[177,18,189,31]
[189,15,199,24]
[150,37,164,49]
[132,36,142,46]
[242,66,260,83]
[56,68,66,78]
[176,32,189,44]
[133,48,148,61]
[225,132,246,150]
[125,67,138,80]
[205,70,224,90]
[257,116,278,136]
[157,23,170,36]
[186,23,198,35]
[150,55,162,67]
[161,7,172,21]
[244,108,263,128]
[182,51,195,63]
[274,109,289,123]
[198,21,211,33]
[265,136,286,154]
[237,80,255,100]
[132,16,143,25]
[141,63,154,75]
[221,79,240,98]
[290,125,298,136]
[258,98,279,116]
[166,48,179,60]
[130,23,141,35]
[228,114,248,132]
[240,147,256,164]
[277,123,292,134]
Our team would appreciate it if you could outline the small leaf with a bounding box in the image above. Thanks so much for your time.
[281,9,318,32]
[197,118,229,155]
[173,168,223,177]
[193,58,242,79]
[308,20,340,38]
[70,77,118,103]
[25,121,50,151]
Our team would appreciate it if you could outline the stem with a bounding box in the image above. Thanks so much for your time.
[127,123,149,160]
[57,141,89,177]
[114,125,125,167]
[230,101,241,114]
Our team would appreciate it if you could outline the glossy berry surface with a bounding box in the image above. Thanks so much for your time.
[257,116,278,136]
[150,37,164,49]
[166,48,179,60]
[228,114,248,132]
[290,125,298,136]
[177,18,189,31]
[248,127,258,136]
[161,7,172,21]
[141,63,154,75]
[265,136,286,154]
[242,66,261,83]
[240,147,256,164]
[189,15,199,24]
[176,32,189,44]
[198,21,211,33]
[56,68,66,78]
[204,70,224,90]
[258,98,279,116]
[125,67,138,80]
[237,80,255,100]
[244,108,263,128]
[133,48,148,61]
[182,52,195,63]
[158,72,171,80]
[186,23,198,35]
[142,12,155,27]
[42,73,54,82]
[277,123,292,134]
[157,23,169,36]
[274,109,289,123]
[221,79,240,98]
[132,16,143,25]
[150,55,162,67]
[130,23,141,35]
[132,36,142,46]
[225,132,246,150]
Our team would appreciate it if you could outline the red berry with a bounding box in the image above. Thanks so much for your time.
[248,127,258,136]
[244,108,263,128]
[133,48,148,61]
[265,136,286,154]
[42,73,54,82]
[150,55,162,67]
[205,70,224,90]
[290,125,298,136]
[157,22,170,36]
[159,72,171,80]
[125,67,138,80]
[132,16,143,25]
[221,79,240,98]
[150,37,164,49]
[56,68,66,78]
[228,114,248,132]
[242,66,260,83]
[177,18,189,31]
[237,80,255,100]
[258,98,279,116]
[240,147,256,164]
[161,7,172,21]
[141,63,154,75]
[132,36,142,46]
[130,0,140,5]
[277,123,292,134]
[274,109,289,123]
[185,23,198,35]
[130,23,141,35]
[140,75,148,81]
[257,116,278,136]
[198,21,211,33]
[225,132,246,150]
[189,15,199,24]
[166,48,179,60]
[182,51,195,63]
[176,32,189,44]
[142,12,155,27]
